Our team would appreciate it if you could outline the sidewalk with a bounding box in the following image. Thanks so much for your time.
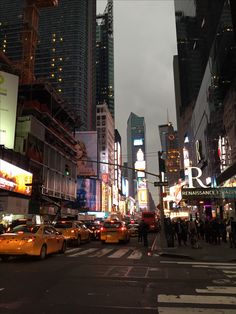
[154,232,236,262]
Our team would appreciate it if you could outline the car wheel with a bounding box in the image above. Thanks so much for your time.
[39,245,47,260]
[60,241,66,254]
[1,255,9,262]
[77,236,81,247]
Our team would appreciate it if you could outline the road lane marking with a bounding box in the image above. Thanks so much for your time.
[192,265,236,269]
[65,248,82,254]
[108,248,130,258]
[88,248,113,257]
[127,250,142,260]
[158,307,236,313]
[158,295,236,305]
[68,248,98,257]
[160,261,236,266]
[223,270,236,274]
[196,286,236,294]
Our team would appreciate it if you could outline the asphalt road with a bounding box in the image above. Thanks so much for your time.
[0,234,236,314]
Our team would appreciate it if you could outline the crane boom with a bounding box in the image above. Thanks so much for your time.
[21,0,58,85]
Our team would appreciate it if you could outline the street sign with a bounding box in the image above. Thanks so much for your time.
[154,181,168,187]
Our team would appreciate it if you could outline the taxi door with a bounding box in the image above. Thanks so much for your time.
[43,226,57,253]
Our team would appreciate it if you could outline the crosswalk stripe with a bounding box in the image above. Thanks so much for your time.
[160,261,236,266]
[127,249,142,260]
[88,248,114,257]
[158,307,236,313]
[66,248,82,254]
[68,248,98,257]
[158,295,236,305]
[193,265,236,269]
[223,270,236,274]
[196,286,236,294]
[108,248,130,258]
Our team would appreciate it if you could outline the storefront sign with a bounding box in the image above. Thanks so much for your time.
[182,187,236,199]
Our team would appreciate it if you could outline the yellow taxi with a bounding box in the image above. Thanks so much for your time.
[54,220,90,246]
[0,224,66,261]
[100,220,130,244]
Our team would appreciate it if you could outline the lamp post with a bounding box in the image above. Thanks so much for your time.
[158,151,167,248]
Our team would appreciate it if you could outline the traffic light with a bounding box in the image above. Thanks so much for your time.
[158,151,166,173]
[65,164,70,176]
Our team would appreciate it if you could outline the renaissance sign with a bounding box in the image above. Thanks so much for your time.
[182,187,236,199]
[181,167,236,199]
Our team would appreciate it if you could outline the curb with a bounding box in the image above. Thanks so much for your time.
[158,252,194,260]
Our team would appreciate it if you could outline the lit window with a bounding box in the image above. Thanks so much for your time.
[51,63,55,67]
[58,78,62,82]
[60,37,63,41]
[59,57,62,61]
[59,67,62,71]
[52,38,56,42]
[58,89,62,92]
[52,58,55,62]
[51,73,55,77]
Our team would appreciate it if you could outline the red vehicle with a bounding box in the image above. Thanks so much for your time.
[141,211,158,232]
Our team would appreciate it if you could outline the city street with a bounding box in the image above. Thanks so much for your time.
[1,235,236,314]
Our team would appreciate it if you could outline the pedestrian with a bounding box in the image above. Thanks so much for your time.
[138,221,143,242]
[139,219,149,247]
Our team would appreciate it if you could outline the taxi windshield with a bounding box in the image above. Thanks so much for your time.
[54,222,73,228]
[103,222,122,228]
[9,225,40,234]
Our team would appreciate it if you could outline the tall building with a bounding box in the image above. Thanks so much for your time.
[0,0,97,131]
[97,102,114,212]
[174,0,236,218]
[159,123,180,187]
[127,112,146,199]
[96,0,114,118]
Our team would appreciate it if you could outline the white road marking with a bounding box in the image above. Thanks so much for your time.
[68,248,98,257]
[65,248,82,254]
[0,288,5,292]
[196,286,236,294]
[223,270,236,274]
[225,274,236,278]
[193,265,236,269]
[158,295,236,305]
[88,248,113,257]
[160,261,236,266]
[158,307,236,313]
[127,250,142,260]
[108,248,130,258]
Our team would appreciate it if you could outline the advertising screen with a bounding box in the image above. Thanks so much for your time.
[0,159,32,196]
[76,178,97,210]
[0,71,19,149]
[74,131,98,177]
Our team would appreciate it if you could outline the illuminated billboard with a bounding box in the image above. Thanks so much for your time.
[133,138,143,146]
[0,71,19,149]
[74,131,98,177]
[76,178,97,210]
[0,159,32,196]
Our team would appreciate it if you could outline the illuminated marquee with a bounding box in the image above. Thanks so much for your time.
[0,159,32,196]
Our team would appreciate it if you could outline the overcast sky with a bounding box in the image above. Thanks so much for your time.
[97,0,177,203]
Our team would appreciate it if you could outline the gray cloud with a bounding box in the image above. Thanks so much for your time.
[97,0,177,202]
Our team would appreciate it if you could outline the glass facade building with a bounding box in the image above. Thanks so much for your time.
[127,112,146,198]
[0,0,97,131]
[96,0,114,119]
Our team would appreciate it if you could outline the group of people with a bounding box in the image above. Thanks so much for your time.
[164,217,236,249]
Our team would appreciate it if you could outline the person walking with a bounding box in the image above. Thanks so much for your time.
[138,221,143,243]
[139,220,149,247]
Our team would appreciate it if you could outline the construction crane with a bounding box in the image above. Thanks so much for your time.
[21,0,58,85]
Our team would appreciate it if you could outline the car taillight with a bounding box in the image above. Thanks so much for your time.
[120,227,126,231]
[22,236,36,243]
[100,227,105,231]
[17,231,24,235]
[71,230,75,233]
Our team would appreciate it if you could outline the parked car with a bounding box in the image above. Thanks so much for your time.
[127,223,139,237]
[54,220,90,246]
[100,220,130,244]
[0,224,66,261]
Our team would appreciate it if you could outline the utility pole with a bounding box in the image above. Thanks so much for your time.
[158,151,166,248]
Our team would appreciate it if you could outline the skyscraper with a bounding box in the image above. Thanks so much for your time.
[127,112,146,199]
[96,0,114,118]
[0,0,97,131]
